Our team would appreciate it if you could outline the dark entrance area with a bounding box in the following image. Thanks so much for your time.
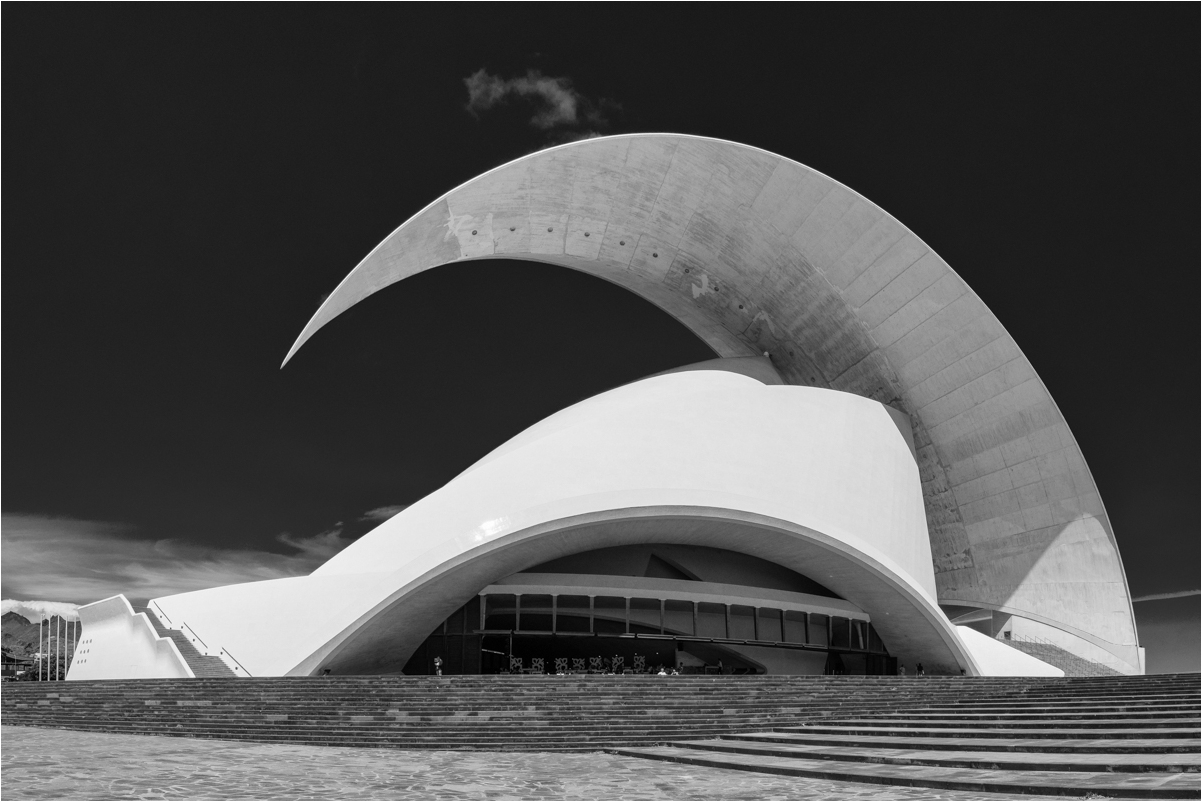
[401,593,894,676]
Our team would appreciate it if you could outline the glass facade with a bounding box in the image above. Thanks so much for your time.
[483,595,885,652]
[403,591,892,676]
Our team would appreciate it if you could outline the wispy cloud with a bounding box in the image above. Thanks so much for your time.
[359,504,408,523]
[275,525,354,560]
[1132,589,1200,602]
[0,513,360,605]
[464,69,617,142]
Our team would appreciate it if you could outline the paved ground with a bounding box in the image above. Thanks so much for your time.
[0,726,1052,800]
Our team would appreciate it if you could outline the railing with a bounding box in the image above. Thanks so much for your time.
[149,603,249,677]
[219,648,252,677]
[180,622,208,651]
[150,601,172,625]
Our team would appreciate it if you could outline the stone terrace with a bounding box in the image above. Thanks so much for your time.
[4,672,1199,797]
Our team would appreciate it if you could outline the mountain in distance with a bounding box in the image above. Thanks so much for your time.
[2,612,78,658]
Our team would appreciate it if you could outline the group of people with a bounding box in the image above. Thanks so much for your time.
[491,654,685,676]
[898,662,925,676]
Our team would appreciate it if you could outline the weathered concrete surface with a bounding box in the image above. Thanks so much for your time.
[284,134,1138,672]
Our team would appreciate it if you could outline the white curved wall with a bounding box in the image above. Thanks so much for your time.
[68,595,192,680]
[956,626,1063,677]
[319,371,934,592]
[145,370,977,678]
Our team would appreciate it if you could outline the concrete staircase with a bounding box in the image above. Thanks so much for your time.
[2,675,1035,749]
[614,673,1201,799]
[4,674,1198,796]
[1003,635,1122,677]
[129,602,235,679]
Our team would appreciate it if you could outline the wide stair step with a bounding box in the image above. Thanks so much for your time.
[724,730,1202,754]
[613,673,1201,798]
[655,737,1201,772]
[612,745,1200,799]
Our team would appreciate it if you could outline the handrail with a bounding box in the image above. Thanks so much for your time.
[180,622,208,651]
[219,648,252,677]
[150,601,172,625]
[148,610,246,677]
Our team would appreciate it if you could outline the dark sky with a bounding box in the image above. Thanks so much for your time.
[3,4,1197,639]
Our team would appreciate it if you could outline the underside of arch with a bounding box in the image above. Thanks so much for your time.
[292,508,978,678]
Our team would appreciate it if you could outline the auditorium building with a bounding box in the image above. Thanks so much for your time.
[69,135,1143,680]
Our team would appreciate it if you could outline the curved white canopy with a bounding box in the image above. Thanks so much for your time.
[285,134,1138,671]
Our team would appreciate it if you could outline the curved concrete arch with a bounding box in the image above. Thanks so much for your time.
[148,371,975,678]
[296,507,978,678]
[284,134,1138,670]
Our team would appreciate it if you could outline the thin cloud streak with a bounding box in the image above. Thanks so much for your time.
[0,514,356,604]
[359,504,408,523]
[464,68,617,142]
[275,526,354,560]
[1131,590,1200,602]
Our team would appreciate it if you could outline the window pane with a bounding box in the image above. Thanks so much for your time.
[629,598,661,634]
[852,620,868,650]
[556,595,591,633]
[664,600,694,636]
[437,636,462,674]
[466,597,482,632]
[520,594,553,632]
[830,616,850,648]
[729,605,756,640]
[783,610,807,644]
[756,608,782,642]
[484,594,516,630]
[444,605,465,634]
[808,613,829,646]
[868,624,885,654]
[594,596,627,634]
[697,602,726,638]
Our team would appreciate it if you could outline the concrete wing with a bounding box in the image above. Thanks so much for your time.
[283,133,1138,672]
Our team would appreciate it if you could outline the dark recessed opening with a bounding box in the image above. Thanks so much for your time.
[471,230,477,235]
[509,227,516,232]
[584,232,590,237]
[547,227,553,232]
[620,240,626,246]
[652,252,658,258]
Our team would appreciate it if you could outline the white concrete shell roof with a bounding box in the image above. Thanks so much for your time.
[153,372,975,676]
[284,134,1138,671]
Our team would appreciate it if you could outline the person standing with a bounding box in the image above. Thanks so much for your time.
[433,656,443,676]
[916,662,925,676]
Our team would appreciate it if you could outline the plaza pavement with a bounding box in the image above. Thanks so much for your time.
[1,725,1043,800]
